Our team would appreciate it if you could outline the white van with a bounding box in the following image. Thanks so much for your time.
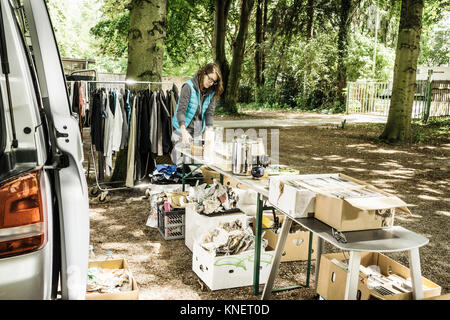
[0,0,89,299]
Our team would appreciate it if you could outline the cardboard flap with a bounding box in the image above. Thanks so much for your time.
[345,196,410,213]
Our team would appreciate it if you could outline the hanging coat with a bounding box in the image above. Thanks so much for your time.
[158,90,173,155]
[103,93,115,176]
[126,96,138,187]
[112,91,124,152]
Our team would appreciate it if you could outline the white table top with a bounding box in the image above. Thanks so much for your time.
[177,146,429,253]
[288,216,429,253]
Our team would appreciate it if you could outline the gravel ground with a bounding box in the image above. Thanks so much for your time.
[85,111,449,300]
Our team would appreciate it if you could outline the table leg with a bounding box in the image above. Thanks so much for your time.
[305,231,313,287]
[261,216,293,300]
[182,158,186,192]
[315,237,324,293]
[344,251,361,300]
[408,248,424,300]
[253,194,263,295]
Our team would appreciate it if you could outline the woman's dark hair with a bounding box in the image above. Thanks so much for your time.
[196,63,223,100]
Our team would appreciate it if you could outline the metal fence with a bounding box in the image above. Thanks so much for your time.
[346,80,450,120]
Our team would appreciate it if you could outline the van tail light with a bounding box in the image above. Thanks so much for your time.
[0,170,47,259]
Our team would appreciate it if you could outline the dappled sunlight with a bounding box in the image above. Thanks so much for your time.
[328,166,346,172]
[102,242,135,251]
[370,169,415,179]
[417,194,441,201]
[323,155,344,161]
[346,143,378,149]
[378,161,404,168]
[131,230,146,238]
[107,225,126,232]
[346,167,367,172]
[435,210,450,217]
[140,283,202,300]
[417,186,445,195]
[341,157,366,163]
[368,148,412,155]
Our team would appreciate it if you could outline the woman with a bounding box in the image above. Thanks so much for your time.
[171,63,223,163]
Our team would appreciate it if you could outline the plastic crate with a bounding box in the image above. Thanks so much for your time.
[158,207,185,240]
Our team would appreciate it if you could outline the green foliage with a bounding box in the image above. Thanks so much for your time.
[411,117,450,143]
[48,0,448,110]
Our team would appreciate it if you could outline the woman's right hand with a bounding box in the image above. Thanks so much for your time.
[180,126,192,145]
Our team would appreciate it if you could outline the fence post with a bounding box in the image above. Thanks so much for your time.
[346,82,351,114]
[423,69,433,123]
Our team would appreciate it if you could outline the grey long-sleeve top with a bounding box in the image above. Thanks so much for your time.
[176,76,215,137]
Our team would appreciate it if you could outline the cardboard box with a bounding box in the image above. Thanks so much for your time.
[259,214,317,262]
[200,166,247,190]
[290,173,411,231]
[184,203,248,252]
[192,242,274,291]
[86,259,139,300]
[201,166,221,184]
[317,252,442,300]
[268,175,316,218]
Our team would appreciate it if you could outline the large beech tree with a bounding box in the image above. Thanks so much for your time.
[126,0,168,83]
[111,0,168,181]
[380,0,425,142]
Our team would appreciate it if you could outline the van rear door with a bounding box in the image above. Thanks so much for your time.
[21,0,90,300]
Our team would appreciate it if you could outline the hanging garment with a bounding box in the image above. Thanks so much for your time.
[172,83,179,103]
[68,82,74,111]
[150,91,159,155]
[103,93,115,176]
[157,91,164,156]
[136,91,150,181]
[119,89,129,150]
[112,91,124,152]
[169,90,177,133]
[126,96,138,187]
[72,81,80,115]
[79,81,85,118]
[158,89,173,155]
[90,89,105,152]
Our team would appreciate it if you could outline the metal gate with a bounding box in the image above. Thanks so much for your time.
[346,80,450,120]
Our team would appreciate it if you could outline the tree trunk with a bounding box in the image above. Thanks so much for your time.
[261,0,269,85]
[306,0,314,42]
[380,0,424,142]
[126,0,167,85]
[111,0,168,182]
[213,0,232,109]
[254,0,263,101]
[224,0,255,114]
[337,0,351,107]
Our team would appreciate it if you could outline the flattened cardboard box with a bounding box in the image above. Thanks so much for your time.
[86,258,139,300]
[292,173,411,232]
[317,252,441,300]
[257,214,317,262]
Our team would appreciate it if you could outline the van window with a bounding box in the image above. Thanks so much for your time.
[0,0,41,180]
[0,89,5,156]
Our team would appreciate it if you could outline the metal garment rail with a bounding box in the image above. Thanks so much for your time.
[67,79,175,201]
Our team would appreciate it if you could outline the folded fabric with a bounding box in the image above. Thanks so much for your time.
[155,164,178,176]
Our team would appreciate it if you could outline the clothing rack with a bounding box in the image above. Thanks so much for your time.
[68,79,177,202]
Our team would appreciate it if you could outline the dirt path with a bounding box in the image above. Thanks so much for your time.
[86,112,449,300]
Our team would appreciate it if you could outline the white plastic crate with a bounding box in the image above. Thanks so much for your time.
[192,242,274,291]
